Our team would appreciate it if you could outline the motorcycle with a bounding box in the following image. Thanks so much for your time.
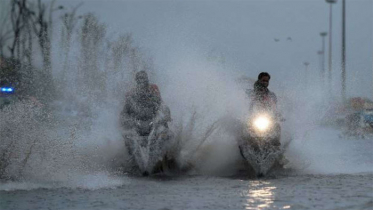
[122,104,176,176]
[237,105,287,177]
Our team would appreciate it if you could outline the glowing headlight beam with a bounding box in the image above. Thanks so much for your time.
[253,116,271,131]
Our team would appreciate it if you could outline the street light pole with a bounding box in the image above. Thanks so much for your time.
[317,50,324,85]
[341,0,346,101]
[326,0,337,96]
[304,62,310,89]
[317,50,323,85]
[320,32,327,87]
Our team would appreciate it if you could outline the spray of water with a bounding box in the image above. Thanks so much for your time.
[278,78,373,175]
[1,9,372,192]
[154,46,249,175]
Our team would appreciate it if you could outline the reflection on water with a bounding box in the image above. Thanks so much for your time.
[244,181,277,209]
[243,180,294,209]
[1,174,372,210]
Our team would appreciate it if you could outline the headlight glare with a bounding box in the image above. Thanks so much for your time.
[253,116,271,131]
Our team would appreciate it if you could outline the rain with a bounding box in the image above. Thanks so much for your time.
[0,0,372,209]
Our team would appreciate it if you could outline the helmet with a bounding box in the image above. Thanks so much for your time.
[135,71,149,85]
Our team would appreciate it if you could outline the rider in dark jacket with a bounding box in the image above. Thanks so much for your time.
[249,72,277,113]
[121,71,162,129]
[249,72,281,147]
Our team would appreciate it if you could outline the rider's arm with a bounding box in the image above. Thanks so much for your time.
[271,92,277,105]
[270,92,284,120]
[122,92,133,115]
[246,89,255,113]
[120,93,135,128]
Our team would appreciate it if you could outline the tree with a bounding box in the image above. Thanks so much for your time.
[111,34,132,73]
[79,13,107,96]
[27,0,63,100]
[0,0,12,57]
[9,0,27,60]
[60,3,82,74]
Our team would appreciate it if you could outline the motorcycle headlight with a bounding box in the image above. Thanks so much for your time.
[253,116,271,132]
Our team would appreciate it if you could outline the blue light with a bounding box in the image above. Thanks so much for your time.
[0,87,14,93]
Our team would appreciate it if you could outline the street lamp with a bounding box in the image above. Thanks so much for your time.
[317,50,324,85]
[304,62,310,89]
[320,32,327,86]
[326,0,337,96]
[341,0,346,101]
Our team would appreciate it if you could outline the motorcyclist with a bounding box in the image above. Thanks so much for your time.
[248,72,281,147]
[249,72,277,113]
[120,70,166,131]
[120,71,174,175]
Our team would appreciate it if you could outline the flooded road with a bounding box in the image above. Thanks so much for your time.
[1,173,372,210]
[1,127,372,210]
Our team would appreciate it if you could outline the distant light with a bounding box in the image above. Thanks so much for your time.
[1,87,14,93]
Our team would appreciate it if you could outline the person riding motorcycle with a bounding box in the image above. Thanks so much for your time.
[248,72,281,146]
[249,72,277,114]
[121,71,168,131]
[120,70,172,142]
[238,72,288,176]
[120,71,174,175]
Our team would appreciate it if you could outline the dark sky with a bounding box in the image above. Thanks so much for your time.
[63,0,373,98]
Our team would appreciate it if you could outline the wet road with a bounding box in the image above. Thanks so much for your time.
[1,173,372,210]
